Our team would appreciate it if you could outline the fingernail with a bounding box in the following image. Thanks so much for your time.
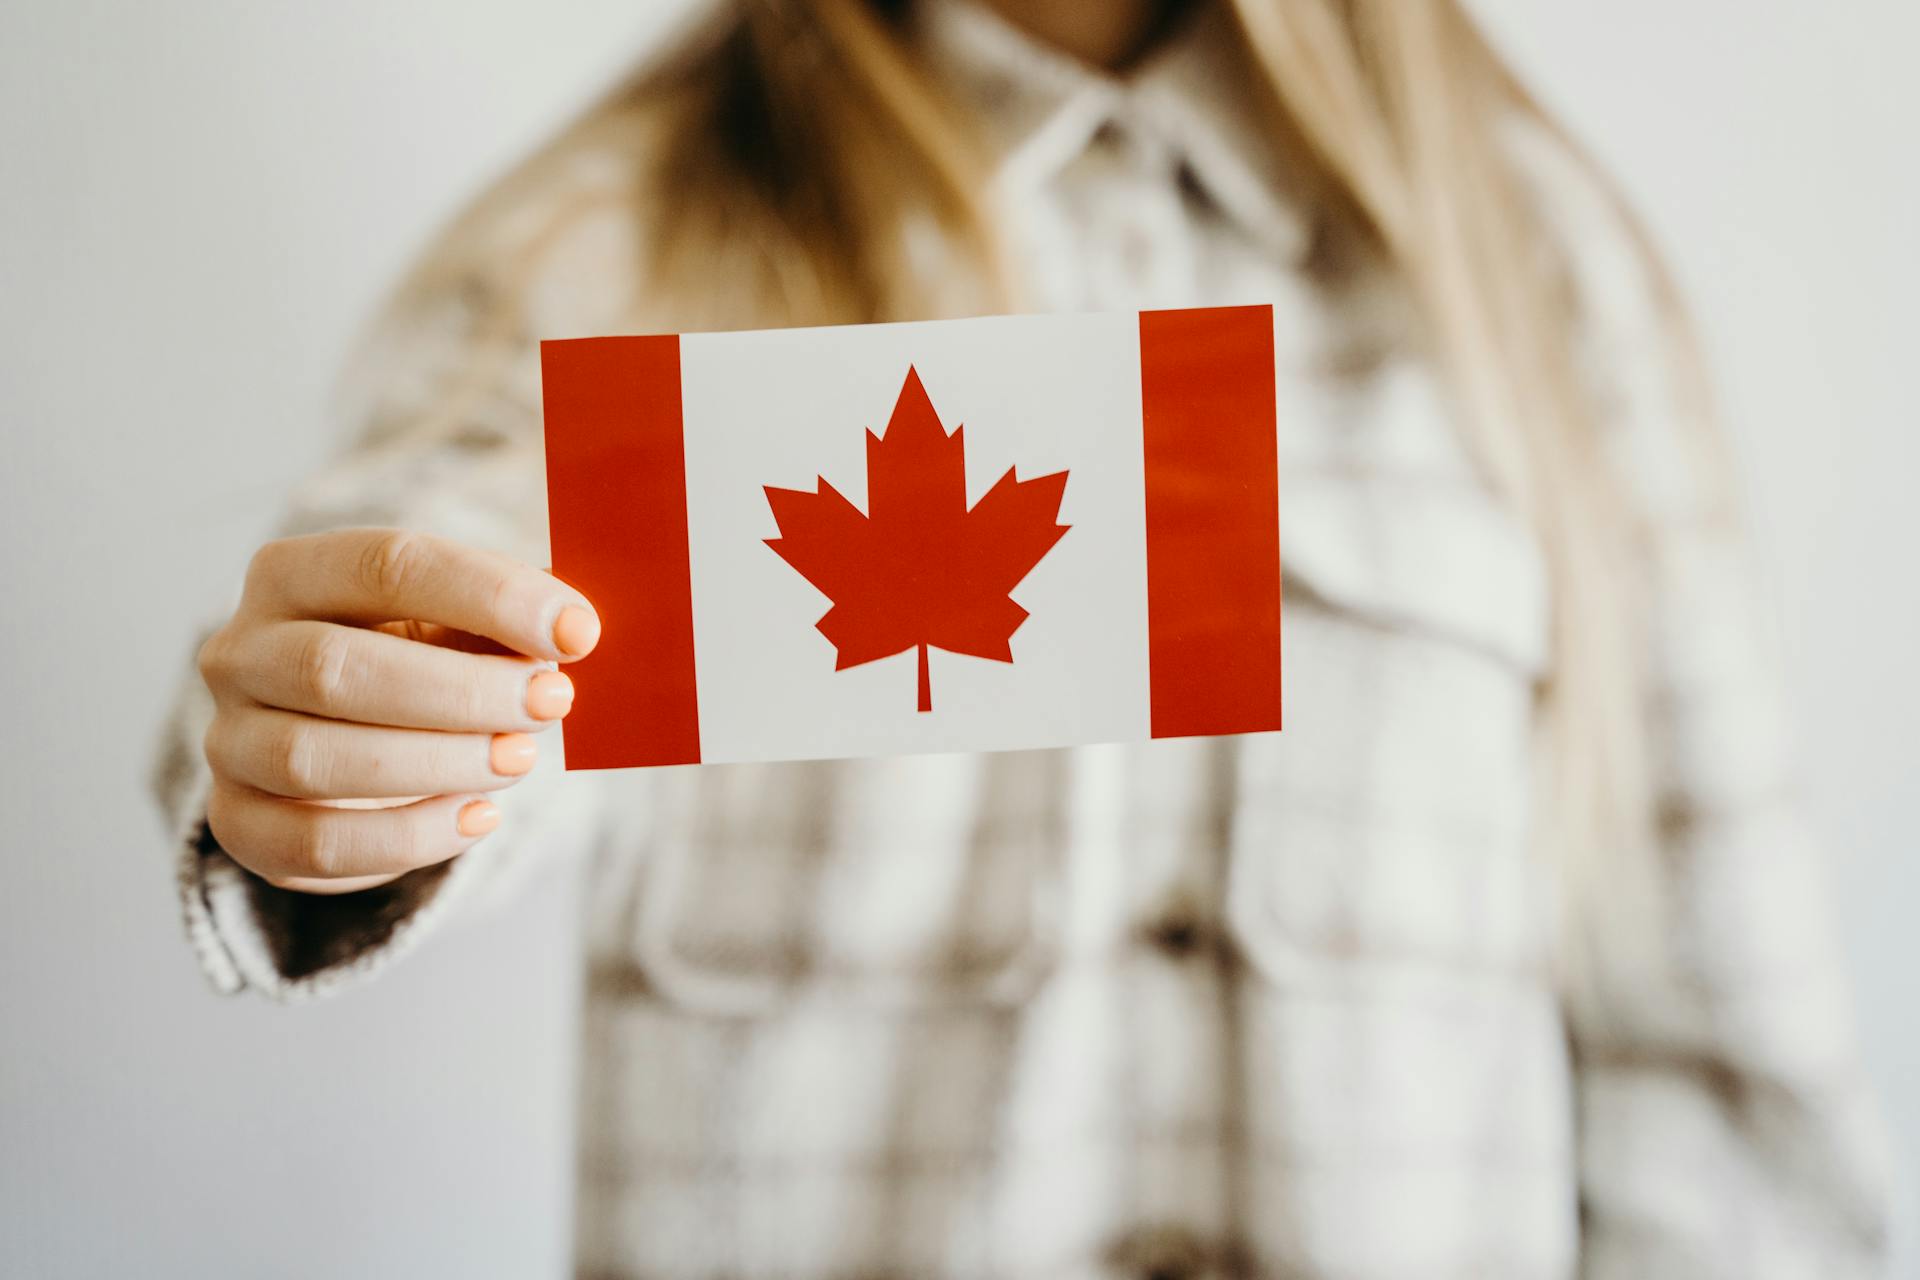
[457,799,501,838]
[489,733,537,776]
[526,670,575,721]
[554,606,600,658]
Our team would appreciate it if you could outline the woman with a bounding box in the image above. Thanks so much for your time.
[155,0,1890,1274]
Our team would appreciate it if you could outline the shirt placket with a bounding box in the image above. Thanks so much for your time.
[1060,108,1202,311]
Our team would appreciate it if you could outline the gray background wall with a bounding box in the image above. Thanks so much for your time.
[2,2,1913,1274]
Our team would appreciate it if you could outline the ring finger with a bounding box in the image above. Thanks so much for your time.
[206,705,538,800]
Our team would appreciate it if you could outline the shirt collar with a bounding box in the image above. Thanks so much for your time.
[915,0,1309,264]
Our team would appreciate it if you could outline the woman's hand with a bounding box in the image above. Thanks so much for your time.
[196,528,600,895]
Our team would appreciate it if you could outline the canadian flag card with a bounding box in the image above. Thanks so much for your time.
[542,304,1282,770]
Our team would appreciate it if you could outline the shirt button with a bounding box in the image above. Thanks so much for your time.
[1140,898,1216,960]
[1174,158,1212,211]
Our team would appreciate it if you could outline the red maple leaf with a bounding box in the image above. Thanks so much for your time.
[764,366,1070,713]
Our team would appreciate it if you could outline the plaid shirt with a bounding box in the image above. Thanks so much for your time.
[153,2,1889,1275]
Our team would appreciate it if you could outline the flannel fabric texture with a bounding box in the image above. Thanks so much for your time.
[152,3,1890,1275]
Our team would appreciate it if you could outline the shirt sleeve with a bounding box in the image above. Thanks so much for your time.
[1508,124,1896,1275]
[150,189,645,1000]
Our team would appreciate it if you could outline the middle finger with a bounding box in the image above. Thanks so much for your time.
[227,619,572,732]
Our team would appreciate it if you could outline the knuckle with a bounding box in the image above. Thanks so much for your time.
[293,815,345,879]
[395,805,447,869]
[454,669,500,729]
[389,821,428,871]
[357,530,427,602]
[486,568,519,630]
[268,722,326,796]
[203,782,240,851]
[201,713,236,779]
[243,538,292,595]
[294,629,353,707]
[196,627,235,688]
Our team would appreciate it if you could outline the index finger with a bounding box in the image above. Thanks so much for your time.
[247,529,600,662]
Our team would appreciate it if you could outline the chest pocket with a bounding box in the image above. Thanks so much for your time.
[622,750,1067,1016]
[1223,437,1558,982]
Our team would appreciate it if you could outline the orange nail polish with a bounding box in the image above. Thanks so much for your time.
[457,799,501,838]
[489,733,537,776]
[526,670,575,721]
[554,606,600,659]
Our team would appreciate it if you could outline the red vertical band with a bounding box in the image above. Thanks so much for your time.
[1139,305,1283,738]
[542,335,701,768]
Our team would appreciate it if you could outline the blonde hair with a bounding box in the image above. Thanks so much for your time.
[399,0,1723,993]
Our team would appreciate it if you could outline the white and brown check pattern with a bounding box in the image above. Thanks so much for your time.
[151,2,1890,1275]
